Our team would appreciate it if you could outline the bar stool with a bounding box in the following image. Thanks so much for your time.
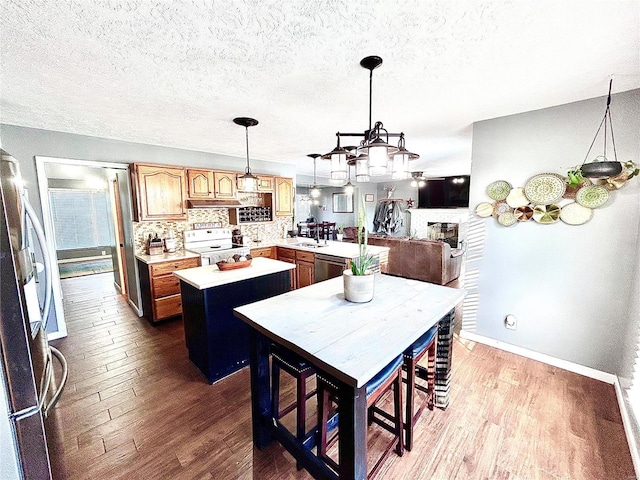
[317,354,404,479]
[270,344,316,440]
[403,325,438,451]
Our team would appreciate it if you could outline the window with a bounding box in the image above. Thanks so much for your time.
[49,189,114,250]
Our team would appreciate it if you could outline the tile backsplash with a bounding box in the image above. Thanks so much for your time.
[133,208,294,254]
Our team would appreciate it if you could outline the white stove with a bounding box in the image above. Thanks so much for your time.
[183,228,250,266]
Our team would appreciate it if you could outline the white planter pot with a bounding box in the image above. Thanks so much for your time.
[343,270,375,303]
[336,233,344,242]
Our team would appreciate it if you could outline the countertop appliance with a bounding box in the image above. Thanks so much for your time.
[1,150,68,479]
[183,228,250,266]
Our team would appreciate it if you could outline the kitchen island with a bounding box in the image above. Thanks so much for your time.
[174,257,295,383]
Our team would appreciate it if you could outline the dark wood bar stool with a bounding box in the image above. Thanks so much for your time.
[317,354,404,479]
[270,344,316,441]
[403,324,438,451]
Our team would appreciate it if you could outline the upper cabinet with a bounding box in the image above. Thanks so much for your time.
[213,171,236,199]
[275,177,293,216]
[237,174,274,192]
[188,169,236,199]
[187,169,214,199]
[131,164,187,221]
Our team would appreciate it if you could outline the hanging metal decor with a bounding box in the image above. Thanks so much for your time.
[476,80,637,228]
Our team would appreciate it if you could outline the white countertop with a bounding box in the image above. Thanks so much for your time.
[256,238,389,259]
[135,250,200,265]
[173,257,295,290]
[234,275,466,388]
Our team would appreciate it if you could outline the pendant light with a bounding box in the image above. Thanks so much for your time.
[234,117,259,192]
[391,133,418,180]
[344,163,355,195]
[307,153,321,199]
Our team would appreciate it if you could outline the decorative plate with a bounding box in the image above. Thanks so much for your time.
[532,204,561,224]
[475,202,494,218]
[575,185,609,208]
[560,202,593,225]
[506,188,530,208]
[487,180,512,201]
[492,201,512,218]
[514,206,534,222]
[498,211,517,227]
[524,174,566,205]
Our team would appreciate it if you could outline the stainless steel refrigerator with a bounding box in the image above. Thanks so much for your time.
[1,150,67,479]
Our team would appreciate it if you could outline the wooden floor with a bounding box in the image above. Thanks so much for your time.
[49,272,636,480]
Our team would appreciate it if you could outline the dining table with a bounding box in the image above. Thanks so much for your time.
[233,274,466,480]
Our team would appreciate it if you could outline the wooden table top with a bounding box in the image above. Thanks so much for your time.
[234,274,466,388]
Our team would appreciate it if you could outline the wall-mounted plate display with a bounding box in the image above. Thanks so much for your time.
[514,205,534,221]
[532,204,561,224]
[506,187,529,208]
[492,201,512,218]
[524,173,566,205]
[487,180,512,200]
[475,202,494,217]
[498,211,517,226]
[560,202,593,225]
[575,185,609,208]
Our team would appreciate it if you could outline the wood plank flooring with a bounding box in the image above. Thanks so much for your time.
[49,272,636,479]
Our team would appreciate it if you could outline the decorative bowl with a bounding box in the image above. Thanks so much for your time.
[216,259,252,271]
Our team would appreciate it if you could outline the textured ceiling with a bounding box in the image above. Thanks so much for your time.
[1,1,639,183]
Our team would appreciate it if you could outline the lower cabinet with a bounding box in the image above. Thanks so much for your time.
[250,246,275,259]
[276,247,314,290]
[138,257,200,322]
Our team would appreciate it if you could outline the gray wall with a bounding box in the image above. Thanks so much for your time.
[469,89,640,375]
[0,124,297,223]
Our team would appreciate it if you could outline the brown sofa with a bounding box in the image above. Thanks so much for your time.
[367,235,463,286]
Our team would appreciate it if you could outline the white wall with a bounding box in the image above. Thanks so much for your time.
[469,89,640,374]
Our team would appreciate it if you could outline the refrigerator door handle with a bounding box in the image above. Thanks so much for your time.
[43,345,68,417]
[23,196,53,328]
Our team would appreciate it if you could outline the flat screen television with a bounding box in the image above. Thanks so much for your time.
[418,176,470,208]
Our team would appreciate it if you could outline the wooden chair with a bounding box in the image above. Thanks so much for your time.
[317,354,404,479]
[403,325,437,451]
[270,344,316,441]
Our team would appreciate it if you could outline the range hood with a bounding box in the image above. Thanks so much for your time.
[187,199,243,208]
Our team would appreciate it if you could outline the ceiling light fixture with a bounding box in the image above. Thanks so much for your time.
[234,117,259,192]
[410,171,426,188]
[307,153,321,199]
[344,163,355,195]
[323,56,419,180]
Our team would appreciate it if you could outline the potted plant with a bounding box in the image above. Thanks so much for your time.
[343,200,375,303]
[336,225,344,242]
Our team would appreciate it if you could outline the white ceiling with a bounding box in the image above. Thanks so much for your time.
[1,1,638,184]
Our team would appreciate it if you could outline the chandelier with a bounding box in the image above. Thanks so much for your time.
[322,56,419,182]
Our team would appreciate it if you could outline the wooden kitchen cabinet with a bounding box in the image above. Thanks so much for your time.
[250,246,275,259]
[295,250,315,289]
[257,176,274,191]
[213,171,236,199]
[131,163,188,221]
[187,169,215,199]
[276,247,314,289]
[275,177,293,216]
[138,257,200,323]
[187,169,236,199]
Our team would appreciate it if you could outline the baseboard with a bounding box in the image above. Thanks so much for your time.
[459,330,617,384]
[614,378,640,478]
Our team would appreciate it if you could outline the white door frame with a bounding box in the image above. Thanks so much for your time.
[35,156,129,340]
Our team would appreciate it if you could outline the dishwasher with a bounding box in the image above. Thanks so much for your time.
[314,253,350,283]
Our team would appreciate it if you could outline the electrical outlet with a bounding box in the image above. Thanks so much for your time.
[101,250,106,255]
[505,314,517,330]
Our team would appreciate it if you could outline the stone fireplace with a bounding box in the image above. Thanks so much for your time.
[406,208,469,248]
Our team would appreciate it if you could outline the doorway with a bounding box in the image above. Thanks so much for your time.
[35,157,139,340]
